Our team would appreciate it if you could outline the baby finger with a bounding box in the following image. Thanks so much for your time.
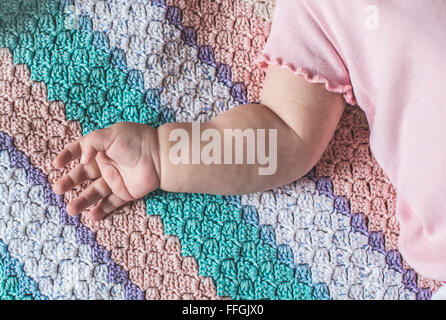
[66,177,112,216]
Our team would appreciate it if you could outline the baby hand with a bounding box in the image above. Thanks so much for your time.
[52,122,160,221]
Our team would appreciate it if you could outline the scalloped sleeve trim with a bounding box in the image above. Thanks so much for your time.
[256,53,357,106]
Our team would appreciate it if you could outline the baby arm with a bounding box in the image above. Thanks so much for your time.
[52,65,345,220]
[159,65,345,194]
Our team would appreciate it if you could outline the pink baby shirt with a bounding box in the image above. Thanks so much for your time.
[257,0,446,281]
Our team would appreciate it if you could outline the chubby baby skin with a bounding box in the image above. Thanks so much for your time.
[52,65,345,221]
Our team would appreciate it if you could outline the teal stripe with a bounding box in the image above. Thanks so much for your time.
[0,240,47,300]
[0,0,321,299]
[146,191,315,299]
[0,0,161,135]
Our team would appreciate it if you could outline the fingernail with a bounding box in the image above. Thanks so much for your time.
[81,155,86,164]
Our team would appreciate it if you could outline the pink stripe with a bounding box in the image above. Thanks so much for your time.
[166,0,441,292]
[0,48,219,299]
[168,0,269,103]
[315,105,440,291]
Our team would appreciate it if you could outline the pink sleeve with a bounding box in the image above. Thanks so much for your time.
[257,0,357,105]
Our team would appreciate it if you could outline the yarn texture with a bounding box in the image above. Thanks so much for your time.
[0,0,439,300]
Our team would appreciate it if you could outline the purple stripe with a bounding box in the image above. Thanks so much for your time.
[0,131,145,300]
[151,0,249,105]
[306,171,432,300]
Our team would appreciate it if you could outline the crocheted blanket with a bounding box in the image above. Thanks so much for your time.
[0,0,439,300]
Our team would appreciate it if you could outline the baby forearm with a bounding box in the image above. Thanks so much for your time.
[156,104,314,195]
